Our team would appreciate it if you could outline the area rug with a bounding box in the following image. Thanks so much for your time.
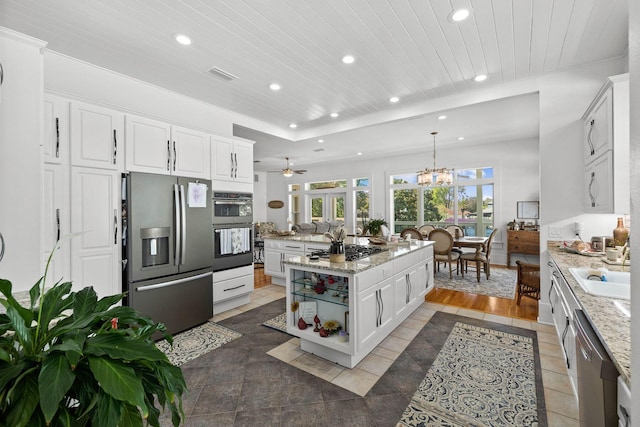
[434,265,517,299]
[155,321,242,366]
[262,312,288,333]
[398,320,541,427]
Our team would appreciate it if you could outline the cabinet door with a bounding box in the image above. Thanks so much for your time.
[356,285,380,351]
[583,88,612,164]
[70,102,123,170]
[125,115,171,174]
[394,272,410,318]
[378,280,394,332]
[70,167,121,299]
[417,258,434,299]
[584,151,613,212]
[233,139,254,183]
[172,126,211,179]
[43,95,68,164]
[211,136,234,181]
[264,250,284,277]
[42,163,70,287]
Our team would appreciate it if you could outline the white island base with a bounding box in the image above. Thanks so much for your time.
[284,241,433,368]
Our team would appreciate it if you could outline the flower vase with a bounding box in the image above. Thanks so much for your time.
[329,242,345,262]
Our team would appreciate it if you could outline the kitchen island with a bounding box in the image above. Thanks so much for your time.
[281,239,434,368]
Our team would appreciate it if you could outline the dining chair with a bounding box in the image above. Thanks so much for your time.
[460,228,499,282]
[400,227,423,240]
[515,261,541,304]
[417,224,435,238]
[445,225,465,238]
[428,229,462,279]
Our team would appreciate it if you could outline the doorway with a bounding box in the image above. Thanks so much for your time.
[309,192,346,223]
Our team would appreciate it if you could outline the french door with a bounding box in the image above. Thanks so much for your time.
[309,192,346,223]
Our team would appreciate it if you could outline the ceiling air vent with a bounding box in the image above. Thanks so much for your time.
[207,66,238,82]
[313,148,326,152]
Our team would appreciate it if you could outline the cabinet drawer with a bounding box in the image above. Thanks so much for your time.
[508,232,539,245]
[281,241,304,251]
[305,243,330,254]
[509,244,538,254]
[356,264,394,293]
[213,274,254,302]
[394,251,419,273]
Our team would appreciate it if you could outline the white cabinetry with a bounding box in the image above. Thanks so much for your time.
[264,240,322,285]
[70,167,121,299]
[582,74,629,213]
[212,265,254,314]
[70,101,124,170]
[125,114,210,179]
[617,376,631,427]
[548,258,579,396]
[211,136,254,189]
[285,244,433,368]
[43,95,68,164]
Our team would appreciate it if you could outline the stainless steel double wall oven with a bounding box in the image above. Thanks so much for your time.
[212,192,253,271]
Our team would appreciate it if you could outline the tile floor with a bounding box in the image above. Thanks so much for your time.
[185,284,580,426]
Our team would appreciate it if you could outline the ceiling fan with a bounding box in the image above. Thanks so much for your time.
[268,157,307,177]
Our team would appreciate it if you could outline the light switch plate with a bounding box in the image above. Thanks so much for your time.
[549,226,561,237]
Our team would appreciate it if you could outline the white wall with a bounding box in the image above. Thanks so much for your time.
[264,135,540,267]
[628,0,639,418]
[0,29,46,286]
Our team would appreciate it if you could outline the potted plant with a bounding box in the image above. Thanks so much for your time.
[364,218,388,237]
[0,249,186,427]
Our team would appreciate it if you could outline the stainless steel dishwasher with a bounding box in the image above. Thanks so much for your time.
[574,309,618,427]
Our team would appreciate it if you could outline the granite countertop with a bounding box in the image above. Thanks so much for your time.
[262,234,372,244]
[547,242,631,386]
[282,240,433,274]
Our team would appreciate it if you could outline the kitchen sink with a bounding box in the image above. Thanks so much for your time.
[568,267,630,300]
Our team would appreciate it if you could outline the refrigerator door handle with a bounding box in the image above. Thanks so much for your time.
[174,184,181,265]
[136,271,213,292]
[179,184,187,265]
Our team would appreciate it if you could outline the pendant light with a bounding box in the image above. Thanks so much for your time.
[417,131,454,186]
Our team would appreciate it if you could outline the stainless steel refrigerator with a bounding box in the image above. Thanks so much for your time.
[123,172,213,335]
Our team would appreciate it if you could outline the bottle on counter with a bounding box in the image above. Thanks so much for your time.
[613,217,629,247]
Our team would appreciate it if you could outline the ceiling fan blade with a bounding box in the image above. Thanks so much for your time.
[294,170,306,174]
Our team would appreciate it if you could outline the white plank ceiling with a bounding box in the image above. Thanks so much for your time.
[0,0,628,171]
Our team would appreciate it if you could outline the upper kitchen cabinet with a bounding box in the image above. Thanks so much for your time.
[43,94,69,164]
[582,74,629,214]
[70,101,124,170]
[125,114,210,179]
[211,136,254,190]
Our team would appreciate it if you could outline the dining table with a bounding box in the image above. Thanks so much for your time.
[453,236,489,281]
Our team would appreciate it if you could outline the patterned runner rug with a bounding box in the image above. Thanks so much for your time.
[262,312,288,333]
[399,320,540,426]
[434,265,517,299]
[155,321,242,366]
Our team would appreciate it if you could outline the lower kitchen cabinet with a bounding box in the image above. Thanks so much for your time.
[212,265,254,314]
[548,257,579,396]
[284,243,433,368]
[263,240,329,285]
[42,163,70,286]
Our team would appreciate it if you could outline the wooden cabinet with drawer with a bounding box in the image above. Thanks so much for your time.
[507,230,539,266]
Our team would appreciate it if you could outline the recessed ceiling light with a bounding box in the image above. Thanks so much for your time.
[289,123,297,129]
[330,113,339,118]
[342,55,355,64]
[474,74,488,82]
[318,139,324,143]
[438,115,447,120]
[268,83,281,91]
[174,34,192,45]
[449,8,471,22]
[356,152,363,156]
[457,136,465,140]
[389,96,400,103]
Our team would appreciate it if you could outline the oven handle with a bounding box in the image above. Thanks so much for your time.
[214,200,251,205]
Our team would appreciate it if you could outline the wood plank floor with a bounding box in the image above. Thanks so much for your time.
[254,264,539,321]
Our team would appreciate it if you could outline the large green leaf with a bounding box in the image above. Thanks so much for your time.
[0,360,25,391]
[38,353,76,424]
[92,391,122,427]
[37,282,74,333]
[87,357,148,418]
[4,371,39,427]
[5,306,33,354]
[118,403,144,427]
[0,280,34,325]
[71,287,99,318]
[94,292,126,312]
[84,334,168,362]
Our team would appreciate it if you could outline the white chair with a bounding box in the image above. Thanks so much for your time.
[460,228,499,282]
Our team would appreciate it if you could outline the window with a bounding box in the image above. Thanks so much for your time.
[391,167,494,236]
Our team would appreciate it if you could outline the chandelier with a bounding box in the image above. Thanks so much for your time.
[417,131,454,186]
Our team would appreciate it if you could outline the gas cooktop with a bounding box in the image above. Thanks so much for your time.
[308,244,389,262]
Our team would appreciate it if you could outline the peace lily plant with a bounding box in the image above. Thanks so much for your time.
[0,242,186,427]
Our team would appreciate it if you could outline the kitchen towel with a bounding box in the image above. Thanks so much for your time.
[220,227,251,255]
